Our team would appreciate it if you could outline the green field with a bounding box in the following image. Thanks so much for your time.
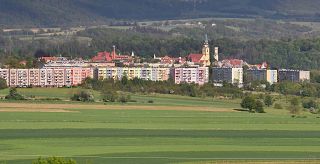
[0,88,320,164]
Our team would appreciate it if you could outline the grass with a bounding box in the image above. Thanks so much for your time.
[0,88,319,163]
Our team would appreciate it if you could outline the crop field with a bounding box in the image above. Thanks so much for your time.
[0,88,320,164]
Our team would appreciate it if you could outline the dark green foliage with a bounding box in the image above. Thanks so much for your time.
[32,157,76,164]
[5,88,25,100]
[82,78,243,100]
[148,100,154,103]
[102,91,118,102]
[302,99,318,109]
[241,96,265,113]
[274,103,283,109]
[264,95,273,107]
[289,97,301,115]
[255,100,265,113]
[70,91,94,102]
[119,94,131,103]
[0,78,7,90]
[241,96,256,112]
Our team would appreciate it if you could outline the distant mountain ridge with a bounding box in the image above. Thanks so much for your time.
[1,0,320,27]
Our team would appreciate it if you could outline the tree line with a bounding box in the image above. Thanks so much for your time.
[3,27,320,70]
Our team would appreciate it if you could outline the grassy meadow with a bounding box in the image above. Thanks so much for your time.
[0,88,319,164]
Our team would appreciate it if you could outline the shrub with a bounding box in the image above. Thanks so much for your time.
[255,100,265,113]
[302,99,318,109]
[0,78,7,90]
[274,103,283,109]
[32,157,77,164]
[70,91,94,102]
[5,88,25,100]
[119,94,131,103]
[288,97,301,115]
[264,95,273,107]
[102,91,118,102]
[148,100,154,103]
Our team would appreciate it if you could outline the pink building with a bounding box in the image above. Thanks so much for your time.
[0,68,94,87]
[172,67,209,85]
[29,69,40,86]
[0,69,9,86]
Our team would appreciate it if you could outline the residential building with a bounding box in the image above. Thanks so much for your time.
[0,69,9,86]
[95,67,171,82]
[212,67,243,87]
[246,69,278,84]
[172,67,209,85]
[29,69,40,86]
[278,69,310,82]
[0,68,93,87]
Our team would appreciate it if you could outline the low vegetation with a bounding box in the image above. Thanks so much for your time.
[5,88,25,100]
[32,157,77,164]
[70,91,94,102]
[0,78,7,90]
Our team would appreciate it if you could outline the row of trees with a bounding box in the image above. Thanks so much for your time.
[81,77,243,100]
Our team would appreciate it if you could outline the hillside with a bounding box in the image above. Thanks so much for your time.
[1,0,320,27]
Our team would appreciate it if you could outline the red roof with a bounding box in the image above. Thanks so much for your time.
[188,54,203,63]
[92,52,112,62]
[92,51,132,62]
[228,59,243,66]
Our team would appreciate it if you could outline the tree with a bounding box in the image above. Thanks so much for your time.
[264,95,273,107]
[32,157,76,164]
[5,88,25,100]
[102,90,118,102]
[241,96,256,112]
[119,94,131,103]
[289,97,301,115]
[70,91,94,102]
[0,78,7,90]
[255,100,265,113]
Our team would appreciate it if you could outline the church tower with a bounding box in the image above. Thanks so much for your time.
[201,34,211,66]
[214,47,219,62]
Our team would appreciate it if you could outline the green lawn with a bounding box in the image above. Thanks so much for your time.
[0,88,319,164]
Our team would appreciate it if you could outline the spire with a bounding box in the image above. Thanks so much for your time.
[131,51,135,57]
[112,45,116,59]
[205,34,208,44]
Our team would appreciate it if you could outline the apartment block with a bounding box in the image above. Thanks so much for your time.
[29,69,40,86]
[212,67,243,87]
[95,67,171,82]
[0,69,9,86]
[246,69,278,84]
[278,69,310,82]
[0,68,93,87]
[173,67,209,85]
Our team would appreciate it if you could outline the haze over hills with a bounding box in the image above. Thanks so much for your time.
[1,0,320,27]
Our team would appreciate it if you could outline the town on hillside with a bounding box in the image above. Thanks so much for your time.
[0,36,310,88]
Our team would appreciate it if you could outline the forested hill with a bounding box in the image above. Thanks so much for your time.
[1,0,320,27]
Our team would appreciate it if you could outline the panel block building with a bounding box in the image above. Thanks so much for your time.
[94,67,171,82]
[212,67,243,87]
[172,67,209,85]
[0,68,93,87]
[246,69,278,84]
[278,69,310,82]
